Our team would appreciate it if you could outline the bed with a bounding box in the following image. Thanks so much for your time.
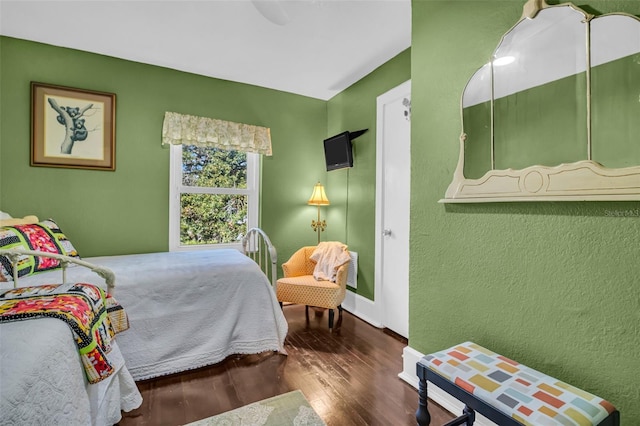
[0,221,287,425]
[0,253,143,426]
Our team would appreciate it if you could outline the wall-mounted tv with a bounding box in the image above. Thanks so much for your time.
[323,131,353,171]
[323,129,367,171]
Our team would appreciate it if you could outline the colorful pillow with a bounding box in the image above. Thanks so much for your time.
[0,219,80,282]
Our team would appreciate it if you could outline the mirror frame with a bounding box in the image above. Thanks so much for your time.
[441,0,640,203]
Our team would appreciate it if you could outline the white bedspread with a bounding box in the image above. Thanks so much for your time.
[12,249,288,381]
[0,318,142,426]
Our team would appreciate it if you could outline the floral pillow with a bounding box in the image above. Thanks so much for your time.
[0,219,80,282]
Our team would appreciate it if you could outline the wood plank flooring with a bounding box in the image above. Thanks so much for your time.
[118,304,454,426]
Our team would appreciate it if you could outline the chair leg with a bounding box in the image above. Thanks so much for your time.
[330,305,343,331]
[328,309,334,330]
[305,305,309,321]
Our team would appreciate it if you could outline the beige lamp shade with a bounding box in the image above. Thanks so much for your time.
[308,182,330,206]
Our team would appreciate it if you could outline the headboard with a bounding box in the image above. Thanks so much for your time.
[0,248,116,293]
[242,227,278,287]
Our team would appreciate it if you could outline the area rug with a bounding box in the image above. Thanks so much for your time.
[184,390,326,426]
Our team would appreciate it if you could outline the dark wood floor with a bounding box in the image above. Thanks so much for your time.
[118,304,454,426]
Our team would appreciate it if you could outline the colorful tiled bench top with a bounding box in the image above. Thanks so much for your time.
[419,341,617,426]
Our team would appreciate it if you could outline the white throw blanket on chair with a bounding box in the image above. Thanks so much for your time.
[311,242,350,282]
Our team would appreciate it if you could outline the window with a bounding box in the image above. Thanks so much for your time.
[169,144,259,251]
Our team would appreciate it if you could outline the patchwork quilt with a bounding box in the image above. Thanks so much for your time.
[0,283,128,384]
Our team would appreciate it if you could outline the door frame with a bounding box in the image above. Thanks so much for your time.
[374,79,411,330]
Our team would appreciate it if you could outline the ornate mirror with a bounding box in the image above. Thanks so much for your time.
[442,0,640,202]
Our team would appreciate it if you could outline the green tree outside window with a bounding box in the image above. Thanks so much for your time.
[180,145,248,245]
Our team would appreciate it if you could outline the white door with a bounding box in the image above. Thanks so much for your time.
[375,80,411,338]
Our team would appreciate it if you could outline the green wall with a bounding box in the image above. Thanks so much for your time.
[326,49,411,300]
[410,1,640,423]
[0,36,326,257]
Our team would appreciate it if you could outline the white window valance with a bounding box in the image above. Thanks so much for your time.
[162,111,272,156]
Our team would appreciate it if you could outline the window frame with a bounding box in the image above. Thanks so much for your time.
[169,144,260,251]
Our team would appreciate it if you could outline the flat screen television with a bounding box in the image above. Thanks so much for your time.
[323,131,353,171]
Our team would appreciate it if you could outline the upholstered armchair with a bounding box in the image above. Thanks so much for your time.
[276,244,350,331]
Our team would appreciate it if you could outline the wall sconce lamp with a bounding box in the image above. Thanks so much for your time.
[308,182,330,244]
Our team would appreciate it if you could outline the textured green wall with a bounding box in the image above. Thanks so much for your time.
[326,49,411,300]
[0,37,326,257]
[410,1,640,423]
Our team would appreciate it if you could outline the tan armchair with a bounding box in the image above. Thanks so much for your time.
[276,245,350,331]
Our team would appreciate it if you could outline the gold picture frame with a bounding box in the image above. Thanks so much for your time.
[31,82,116,171]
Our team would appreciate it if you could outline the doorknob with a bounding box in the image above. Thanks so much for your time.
[382,229,392,236]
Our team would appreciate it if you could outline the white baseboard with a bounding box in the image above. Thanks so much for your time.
[342,290,383,328]
[400,346,497,426]
[399,346,422,388]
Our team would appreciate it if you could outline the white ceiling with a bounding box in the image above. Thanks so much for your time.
[0,0,411,100]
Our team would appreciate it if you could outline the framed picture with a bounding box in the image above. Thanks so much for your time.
[31,82,116,171]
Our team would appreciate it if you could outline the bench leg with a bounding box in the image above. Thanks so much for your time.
[463,406,475,426]
[416,378,431,425]
[416,378,475,426]
[443,406,475,426]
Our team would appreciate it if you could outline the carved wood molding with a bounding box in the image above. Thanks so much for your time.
[441,160,640,203]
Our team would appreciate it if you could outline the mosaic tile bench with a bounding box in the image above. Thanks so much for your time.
[416,342,619,426]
